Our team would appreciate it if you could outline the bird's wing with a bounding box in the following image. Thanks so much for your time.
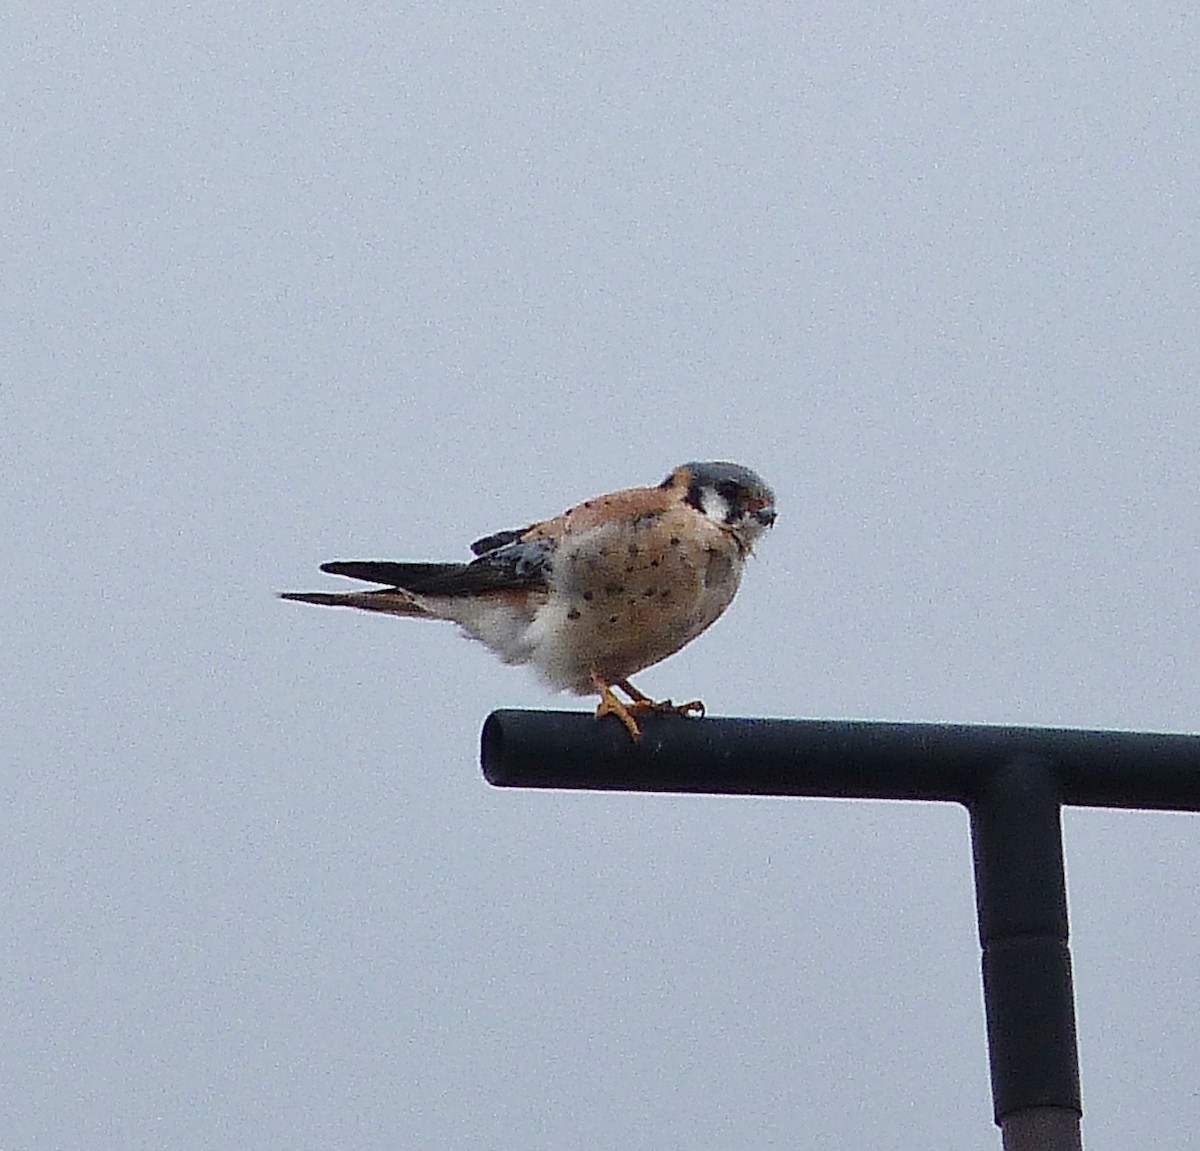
[466,480,681,556]
[321,538,554,598]
[320,561,463,588]
[469,527,532,556]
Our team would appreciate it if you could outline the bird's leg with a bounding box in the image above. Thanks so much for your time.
[592,676,644,741]
[615,679,706,719]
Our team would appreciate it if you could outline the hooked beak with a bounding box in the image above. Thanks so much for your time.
[754,503,777,527]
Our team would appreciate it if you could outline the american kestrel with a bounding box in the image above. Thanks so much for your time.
[281,461,776,739]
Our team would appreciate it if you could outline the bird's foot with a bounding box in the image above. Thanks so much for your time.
[639,697,706,719]
[593,681,645,741]
[616,679,705,719]
[591,677,707,739]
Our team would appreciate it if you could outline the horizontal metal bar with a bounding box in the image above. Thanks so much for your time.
[481,711,1200,810]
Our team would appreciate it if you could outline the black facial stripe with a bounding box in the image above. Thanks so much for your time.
[685,479,707,512]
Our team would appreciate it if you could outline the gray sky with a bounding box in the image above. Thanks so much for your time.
[5,3,1199,1148]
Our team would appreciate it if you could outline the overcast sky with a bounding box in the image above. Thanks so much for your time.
[5,3,1199,1148]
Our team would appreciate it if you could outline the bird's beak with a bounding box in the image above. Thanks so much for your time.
[755,503,777,527]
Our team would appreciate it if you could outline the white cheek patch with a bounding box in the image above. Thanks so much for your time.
[699,488,732,524]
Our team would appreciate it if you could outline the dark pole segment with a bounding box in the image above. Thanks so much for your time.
[969,757,1081,1134]
[482,710,1200,811]
[1000,1108,1082,1151]
[482,711,973,801]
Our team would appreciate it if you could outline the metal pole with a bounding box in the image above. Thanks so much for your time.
[968,756,1081,1150]
[482,710,1200,1145]
[1000,1109,1082,1151]
[481,711,1200,811]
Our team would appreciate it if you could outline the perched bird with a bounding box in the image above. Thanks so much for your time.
[281,461,776,739]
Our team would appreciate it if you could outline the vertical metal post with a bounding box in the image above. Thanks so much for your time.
[969,756,1082,1150]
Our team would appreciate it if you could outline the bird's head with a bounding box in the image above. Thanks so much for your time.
[664,461,777,552]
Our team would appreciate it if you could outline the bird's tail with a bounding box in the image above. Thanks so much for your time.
[278,589,432,617]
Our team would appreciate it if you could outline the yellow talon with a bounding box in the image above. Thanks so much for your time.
[594,681,644,741]
[617,679,705,719]
[592,676,707,740]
